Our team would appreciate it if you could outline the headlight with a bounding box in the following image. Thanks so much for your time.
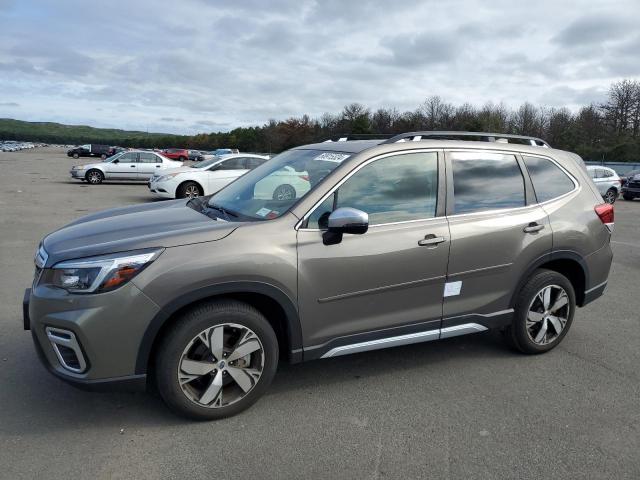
[42,248,163,293]
[157,173,182,182]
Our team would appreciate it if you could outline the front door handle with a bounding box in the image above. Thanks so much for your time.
[130,165,136,168]
[523,222,544,233]
[418,235,446,247]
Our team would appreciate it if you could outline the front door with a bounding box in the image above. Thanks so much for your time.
[106,152,138,179]
[442,150,553,330]
[297,150,450,358]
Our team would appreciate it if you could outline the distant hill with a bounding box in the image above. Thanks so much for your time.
[0,118,184,147]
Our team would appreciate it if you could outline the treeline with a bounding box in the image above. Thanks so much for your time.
[3,79,640,161]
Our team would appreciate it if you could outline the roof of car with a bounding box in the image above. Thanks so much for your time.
[294,140,383,153]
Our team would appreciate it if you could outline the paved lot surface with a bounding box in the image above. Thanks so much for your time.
[0,147,639,479]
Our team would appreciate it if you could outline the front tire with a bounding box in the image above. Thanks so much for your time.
[176,181,202,199]
[623,193,634,201]
[604,188,617,204]
[73,153,80,159]
[155,300,279,420]
[85,169,104,184]
[503,269,575,354]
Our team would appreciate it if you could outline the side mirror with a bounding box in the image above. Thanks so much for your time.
[112,158,119,163]
[323,207,368,245]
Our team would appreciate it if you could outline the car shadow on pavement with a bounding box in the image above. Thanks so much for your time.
[2,331,514,433]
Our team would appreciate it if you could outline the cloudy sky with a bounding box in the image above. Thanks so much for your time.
[0,0,638,134]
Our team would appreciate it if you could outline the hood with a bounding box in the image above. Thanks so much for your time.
[42,199,237,266]
[152,165,194,176]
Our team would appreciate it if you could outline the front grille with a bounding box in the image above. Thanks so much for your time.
[628,181,640,188]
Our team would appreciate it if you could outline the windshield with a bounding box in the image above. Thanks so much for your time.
[104,151,125,163]
[191,157,223,169]
[207,149,350,220]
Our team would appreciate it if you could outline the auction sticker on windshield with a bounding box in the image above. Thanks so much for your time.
[313,152,350,163]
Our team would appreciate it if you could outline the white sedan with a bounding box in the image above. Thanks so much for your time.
[70,150,183,184]
[149,154,270,199]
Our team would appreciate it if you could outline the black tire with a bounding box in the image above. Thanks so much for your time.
[272,184,296,200]
[155,300,279,420]
[623,194,634,201]
[503,269,576,354]
[178,156,187,162]
[604,188,617,204]
[101,154,107,159]
[85,169,104,184]
[176,181,202,199]
[73,153,80,159]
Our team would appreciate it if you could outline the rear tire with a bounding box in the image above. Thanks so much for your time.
[85,169,104,185]
[73,153,79,159]
[178,156,187,162]
[503,269,575,354]
[177,181,202,199]
[604,188,617,204]
[272,184,296,200]
[101,154,107,160]
[155,300,279,420]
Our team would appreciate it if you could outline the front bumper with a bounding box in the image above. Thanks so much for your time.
[70,169,85,179]
[621,185,640,196]
[148,180,174,198]
[25,280,160,391]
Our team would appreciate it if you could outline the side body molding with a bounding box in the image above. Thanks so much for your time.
[134,281,303,374]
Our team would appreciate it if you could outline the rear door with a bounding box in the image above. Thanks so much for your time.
[442,150,553,331]
[105,151,138,179]
[136,152,163,178]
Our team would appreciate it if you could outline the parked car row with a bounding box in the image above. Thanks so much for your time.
[1,140,41,151]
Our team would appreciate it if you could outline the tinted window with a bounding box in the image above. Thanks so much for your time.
[246,157,267,169]
[308,152,438,228]
[139,152,160,163]
[219,158,246,170]
[523,156,575,203]
[451,152,524,214]
[119,152,137,162]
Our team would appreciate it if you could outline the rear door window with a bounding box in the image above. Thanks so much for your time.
[450,151,525,214]
[523,156,575,203]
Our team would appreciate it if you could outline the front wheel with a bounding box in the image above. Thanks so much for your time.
[85,169,104,184]
[604,188,617,204]
[155,300,279,420]
[623,193,634,201]
[176,181,202,199]
[503,269,575,354]
[272,184,296,200]
[73,153,80,159]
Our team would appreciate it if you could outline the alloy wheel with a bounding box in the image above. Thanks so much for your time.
[273,185,295,201]
[605,190,617,204]
[178,323,265,408]
[526,285,570,345]
[185,185,200,198]
[87,171,102,184]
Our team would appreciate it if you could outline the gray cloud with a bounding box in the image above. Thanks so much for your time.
[0,101,19,106]
[0,0,637,134]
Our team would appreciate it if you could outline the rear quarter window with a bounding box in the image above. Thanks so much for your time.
[523,156,575,203]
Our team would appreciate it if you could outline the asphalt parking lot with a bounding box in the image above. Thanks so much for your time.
[0,147,639,479]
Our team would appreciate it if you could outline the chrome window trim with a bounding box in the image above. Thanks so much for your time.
[296,148,442,231]
[296,148,581,231]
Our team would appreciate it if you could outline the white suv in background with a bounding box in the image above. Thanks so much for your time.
[70,151,183,184]
[149,154,270,199]
[587,165,621,204]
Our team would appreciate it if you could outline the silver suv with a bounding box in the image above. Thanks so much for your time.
[24,132,613,420]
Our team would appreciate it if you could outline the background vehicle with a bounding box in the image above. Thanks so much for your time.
[149,153,269,198]
[162,148,189,161]
[587,165,621,204]
[70,150,183,184]
[201,148,240,160]
[26,132,612,420]
[188,150,205,161]
[621,170,640,200]
[67,144,111,159]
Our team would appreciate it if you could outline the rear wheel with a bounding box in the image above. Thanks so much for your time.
[503,269,575,354]
[155,300,279,420]
[178,156,187,162]
[85,169,103,185]
[177,181,202,199]
[604,188,617,204]
[101,154,107,160]
[272,184,296,200]
[73,153,79,159]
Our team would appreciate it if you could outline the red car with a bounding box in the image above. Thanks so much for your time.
[162,148,189,161]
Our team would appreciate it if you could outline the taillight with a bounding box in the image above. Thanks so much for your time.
[594,203,614,230]
[299,174,310,181]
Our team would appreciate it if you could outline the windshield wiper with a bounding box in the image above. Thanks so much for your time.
[206,203,239,221]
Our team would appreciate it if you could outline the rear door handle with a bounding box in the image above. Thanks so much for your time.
[523,222,544,233]
[130,165,136,168]
[418,235,446,247]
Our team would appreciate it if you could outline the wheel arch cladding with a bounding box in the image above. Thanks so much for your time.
[511,253,588,308]
[135,282,303,375]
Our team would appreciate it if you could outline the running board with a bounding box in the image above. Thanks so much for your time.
[320,323,488,358]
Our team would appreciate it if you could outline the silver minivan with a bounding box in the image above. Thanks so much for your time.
[25,132,613,419]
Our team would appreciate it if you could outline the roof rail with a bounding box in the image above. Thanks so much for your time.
[382,131,551,148]
[322,133,395,143]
